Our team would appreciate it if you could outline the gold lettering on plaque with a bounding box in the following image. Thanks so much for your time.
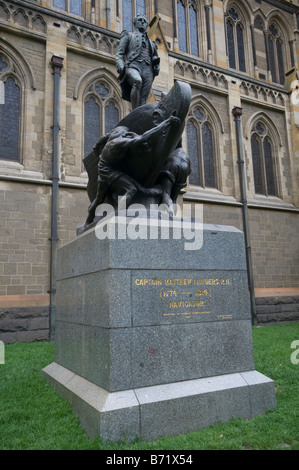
[134,274,233,320]
[164,278,193,286]
[221,279,230,285]
[135,278,162,286]
[169,300,205,308]
[193,278,220,285]
[160,288,178,300]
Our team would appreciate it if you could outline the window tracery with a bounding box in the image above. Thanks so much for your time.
[122,0,146,31]
[84,80,120,157]
[0,54,21,162]
[187,105,216,189]
[225,7,246,72]
[251,121,277,196]
[268,22,285,85]
[53,1,82,16]
[177,0,200,57]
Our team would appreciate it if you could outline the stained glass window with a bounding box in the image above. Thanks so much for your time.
[256,122,266,136]
[53,0,65,9]
[84,97,100,157]
[187,121,200,186]
[276,39,284,85]
[136,0,146,17]
[123,0,133,31]
[189,4,199,56]
[84,81,120,157]
[0,77,20,161]
[176,1,200,57]
[105,101,119,134]
[268,23,285,85]
[269,24,278,37]
[226,19,236,69]
[251,122,277,196]
[236,24,246,72]
[53,1,81,16]
[228,8,238,21]
[194,107,206,122]
[95,82,110,98]
[263,137,276,196]
[187,106,217,189]
[202,123,215,188]
[251,134,263,194]
[122,0,145,31]
[226,8,246,72]
[177,1,187,53]
[70,0,81,16]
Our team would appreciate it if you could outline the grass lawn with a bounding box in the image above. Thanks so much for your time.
[0,323,298,450]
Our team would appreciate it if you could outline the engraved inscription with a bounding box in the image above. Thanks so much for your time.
[134,275,233,320]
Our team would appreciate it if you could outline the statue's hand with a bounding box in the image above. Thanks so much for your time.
[161,115,181,136]
[153,65,160,76]
[168,115,181,126]
[162,194,175,214]
[117,64,125,75]
[144,185,163,197]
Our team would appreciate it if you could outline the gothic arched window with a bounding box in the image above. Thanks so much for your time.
[189,1,199,56]
[84,80,120,156]
[122,0,146,31]
[187,106,216,188]
[268,23,285,85]
[226,7,246,72]
[177,0,199,56]
[0,55,21,161]
[251,121,277,196]
[53,0,82,16]
[177,0,187,52]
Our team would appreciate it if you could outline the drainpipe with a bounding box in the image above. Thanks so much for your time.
[232,106,257,326]
[49,55,64,342]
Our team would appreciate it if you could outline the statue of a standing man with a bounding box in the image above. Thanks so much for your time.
[116,14,160,109]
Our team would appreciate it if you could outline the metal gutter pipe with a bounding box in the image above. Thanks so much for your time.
[49,55,64,341]
[232,106,257,326]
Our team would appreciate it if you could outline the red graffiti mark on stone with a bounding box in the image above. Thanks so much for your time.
[148,348,158,354]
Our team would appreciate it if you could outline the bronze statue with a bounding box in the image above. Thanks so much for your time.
[81,13,192,231]
[85,115,182,225]
[82,80,192,228]
[116,14,160,109]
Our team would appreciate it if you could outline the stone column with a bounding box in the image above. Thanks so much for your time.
[250,24,258,79]
[212,0,227,69]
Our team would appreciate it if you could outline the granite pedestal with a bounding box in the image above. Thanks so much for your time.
[43,213,276,442]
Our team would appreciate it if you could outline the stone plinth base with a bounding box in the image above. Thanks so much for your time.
[43,216,276,441]
[43,362,275,442]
